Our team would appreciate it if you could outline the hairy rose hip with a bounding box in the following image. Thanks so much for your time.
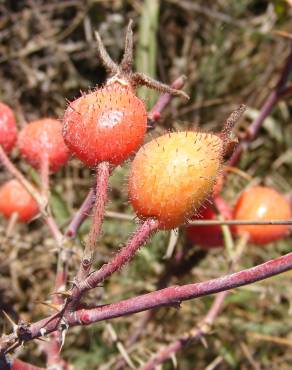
[18,118,70,173]
[233,186,292,244]
[129,131,224,229]
[0,102,17,153]
[0,179,39,222]
[63,84,147,167]
[62,21,187,169]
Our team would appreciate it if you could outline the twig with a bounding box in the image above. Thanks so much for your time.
[229,41,292,166]
[71,218,159,305]
[75,161,110,283]
[65,187,95,238]
[188,219,292,226]
[147,75,186,128]
[139,291,228,370]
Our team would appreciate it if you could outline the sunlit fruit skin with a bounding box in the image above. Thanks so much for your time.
[129,131,224,230]
[62,82,147,167]
[0,180,39,222]
[18,118,70,173]
[233,186,292,244]
[186,199,232,248]
[0,102,17,153]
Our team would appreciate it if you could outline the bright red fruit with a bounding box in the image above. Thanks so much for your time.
[186,199,232,248]
[233,186,292,244]
[18,118,70,173]
[62,83,147,167]
[0,179,39,222]
[0,102,17,153]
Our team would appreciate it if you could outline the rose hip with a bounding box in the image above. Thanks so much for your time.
[0,102,17,153]
[129,131,224,230]
[63,84,147,167]
[0,179,39,222]
[233,186,291,244]
[18,118,70,173]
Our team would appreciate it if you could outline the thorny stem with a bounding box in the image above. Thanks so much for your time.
[65,187,95,238]
[229,41,292,166]
[76,161,110,283]
[78,218,159,293]
[1,250,292,354]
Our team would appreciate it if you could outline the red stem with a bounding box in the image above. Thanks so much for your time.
[147,76,186,128]
[140,291,228,370]
[65,187,96,238]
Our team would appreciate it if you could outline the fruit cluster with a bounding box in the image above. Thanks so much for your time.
[0,20,291,370]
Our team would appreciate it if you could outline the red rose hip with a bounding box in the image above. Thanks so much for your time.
[18,118,70,173]
[0,179,39,222]
[0,102,17,153]
[63,83,147,167]
[186,199,233,248]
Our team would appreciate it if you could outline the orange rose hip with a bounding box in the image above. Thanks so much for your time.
[233,186,291,244]
[129,131,224,230]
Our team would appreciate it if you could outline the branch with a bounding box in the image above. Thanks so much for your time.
[1,250,291,354]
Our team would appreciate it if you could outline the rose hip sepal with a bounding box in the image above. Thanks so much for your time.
[18,118,70,173]
[233,186,292,244]
[0,102,17,153]
[0,179,39,222]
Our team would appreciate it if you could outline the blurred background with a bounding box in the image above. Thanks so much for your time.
[0,0,292,369]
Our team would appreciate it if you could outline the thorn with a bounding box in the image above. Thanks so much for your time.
[2,311,18,332]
